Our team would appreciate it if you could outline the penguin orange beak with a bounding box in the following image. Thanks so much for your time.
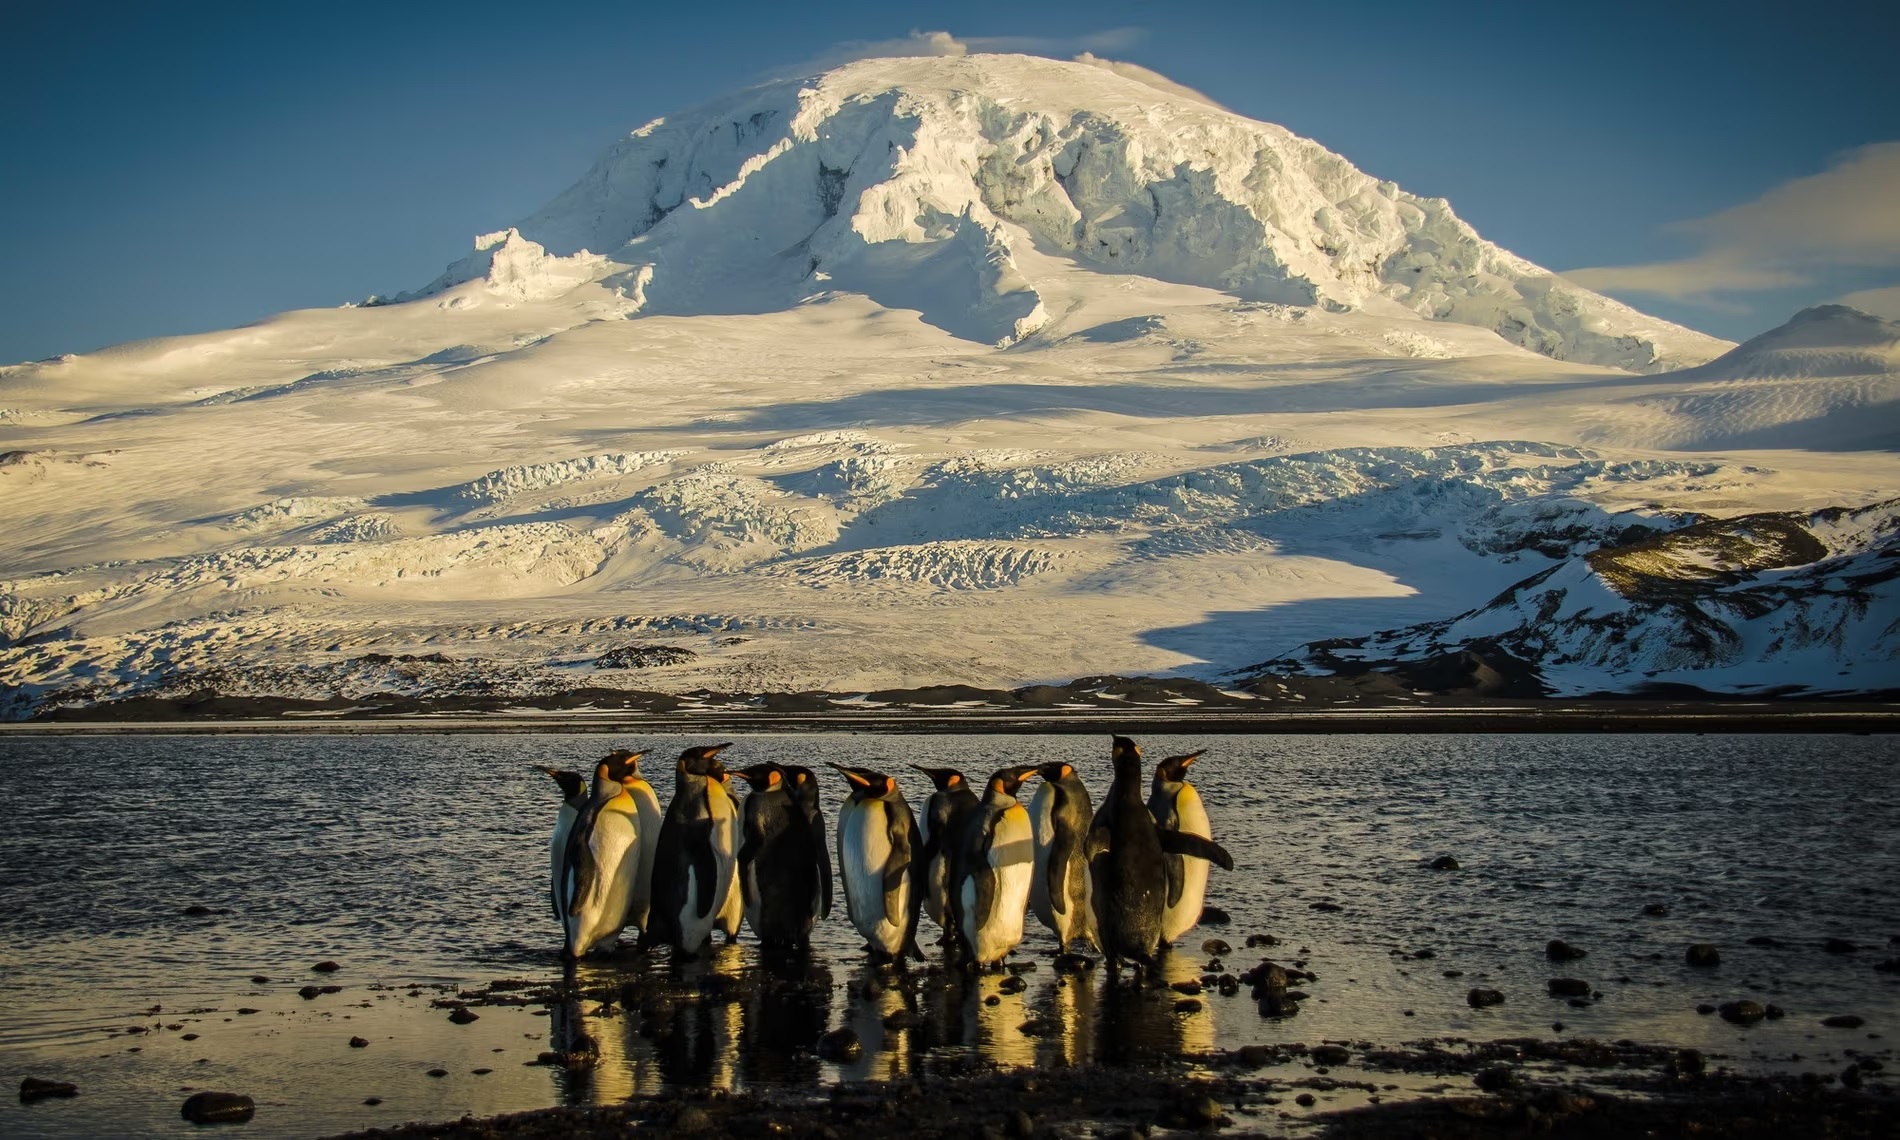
[827,762,873,789]
[1163,749,1205,774]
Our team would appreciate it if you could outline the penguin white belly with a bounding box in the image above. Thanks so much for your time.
[569,807,640,955]
[625,781,663,932]
[840,801,906,953]
[965,805,1033,965]
[549,803,579,922]
[1158,786,1213,944]
[711,783,742,938]
[1027,783,1058,931]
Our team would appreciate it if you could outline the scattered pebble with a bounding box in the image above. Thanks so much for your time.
[447,1007,479,1025]
[1719,1000,1767,1025]
[349,1036,369,1048]
[816,1028,861,1061]
[1685,943,1721,967]
[1430,856,1460,871]
[1822,1015,1866,1029]
[312,961,341,973]
[181,1092,254,1124]
[1467,988,1506,1008]
[1546,939,1587,961]
[20,1078,78,1102]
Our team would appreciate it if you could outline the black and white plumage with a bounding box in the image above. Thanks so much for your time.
[1029,760,1098,955]
[734,762,823,951]
[911,766,978,938]
[558,751,648,959]
[648,744,740,959]
[1087,737,1232,978]
[538,766,588,925]
[829,763,925,962]
[1148,749,1215,946]
[947,764,1039,968]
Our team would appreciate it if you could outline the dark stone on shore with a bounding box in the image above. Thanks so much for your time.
[20,1078,78,1102]
[1474,1066,1522,1093]
[1310,902,1343,912]
[1199,906,1231,925]
[298,985,323,1000]
[1696,1003,1716,1014]
[1312,1044,1351,1065]
[1236,1044,1274,1068]
[1551,1021,1565,1032]
[426,1068,449,1078]
[1824,938,1860,954]
[249,976,270,985]
[182,905,213,917]
[1430,855,1461,870]
[1175,1094,1223,1127]
[1174,998,1203,1013]
[182,1033,199,1041]
[447,1007,478,1025]
[472,1068,492,1076]
[1547,939,1587,961]
[1411,948,1436,960]
[1841,1064,1865,1089]
[1017,1018,1058,1037]
[817,1028,862,1061]
[1670,1049,1706,1076]
[1719,1000,1767,1025]
[1171,979,1203,995]
[1245,933,1279,948]
[1295,1093,1317,1107]
[1547,978,1591,997]
[997,975,1027,995]
[673,1106,712,1133]
[236,1008,260,1015]
[1686,943,1722,967]
[181,1091,254,1124]
[983,995,1001,1007]
[1765,1004,1786,1019]
[363,1097,381,1106]
[312,961,341,973]
[1468,987,1506,1008]
[349,1037,369,1048]
[1642,903,1669,917]
[1258,991,1300,1018]
[1823,1015,1866,1028]
[1217,974,1239,995]
[1202,938,1232,956]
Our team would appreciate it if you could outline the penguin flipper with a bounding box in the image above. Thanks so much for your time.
[1158,830,1234,871]
[882,803,915,932]
[689,821,721,919]
[1085,824,1111,862]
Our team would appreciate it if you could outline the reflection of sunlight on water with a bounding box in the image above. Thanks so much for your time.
[970,975,1037,1068]
[842,964,912,1082]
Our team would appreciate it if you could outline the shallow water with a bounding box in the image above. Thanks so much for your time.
[1,732,1896,1137]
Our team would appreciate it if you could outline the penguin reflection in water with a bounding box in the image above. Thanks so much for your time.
[734,763,825,952]
[648,744,740,960]
[829,764,926,963]
[555,751,649,959]
[1088,737,1233,981]
[949,765,1040,969]
[912,767,978,943]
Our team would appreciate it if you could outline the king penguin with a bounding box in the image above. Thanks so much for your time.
[912,766,978,940]
[1088,738,1232,980]
[829,763,925,963]
[537,766,587,924]
[734,762,821,951]
[648,744,740,959]
[559,751,648,959]
[1028,760,1098,956]
[608,748,665,937]
[785,765,833,923]
[948,765,1039,969]
[1148,749,1215,946]
[713,766,745,943]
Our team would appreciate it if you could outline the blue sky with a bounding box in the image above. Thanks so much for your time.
[4,0,1896,363]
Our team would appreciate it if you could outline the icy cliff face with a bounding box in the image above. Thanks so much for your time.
[427,54,1727,367]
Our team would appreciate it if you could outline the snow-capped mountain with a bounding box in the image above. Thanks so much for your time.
[422,54,1727,371]
[1,54,1895,718]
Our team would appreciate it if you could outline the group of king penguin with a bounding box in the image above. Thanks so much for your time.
[541,736,1233,979]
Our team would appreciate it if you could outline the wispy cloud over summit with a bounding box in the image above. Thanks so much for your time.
[1566,142,1900,303]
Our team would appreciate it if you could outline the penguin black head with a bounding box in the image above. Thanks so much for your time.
[828,762,896,800]
[1110,736,1144,775]
[1154,749,1206,783]
[1033,760,1077,785]
[536,766,586,800]
[784,765,822,810]
[984,764,1040,798]
[734,763,786,792]
[677,743,733,776]
[602,749,646,783]
[910,765,967,792]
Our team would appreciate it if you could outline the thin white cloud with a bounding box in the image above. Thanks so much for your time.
[1836,285,1900,320]
[1567,142,1900,301]
[772,27,1155,81]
